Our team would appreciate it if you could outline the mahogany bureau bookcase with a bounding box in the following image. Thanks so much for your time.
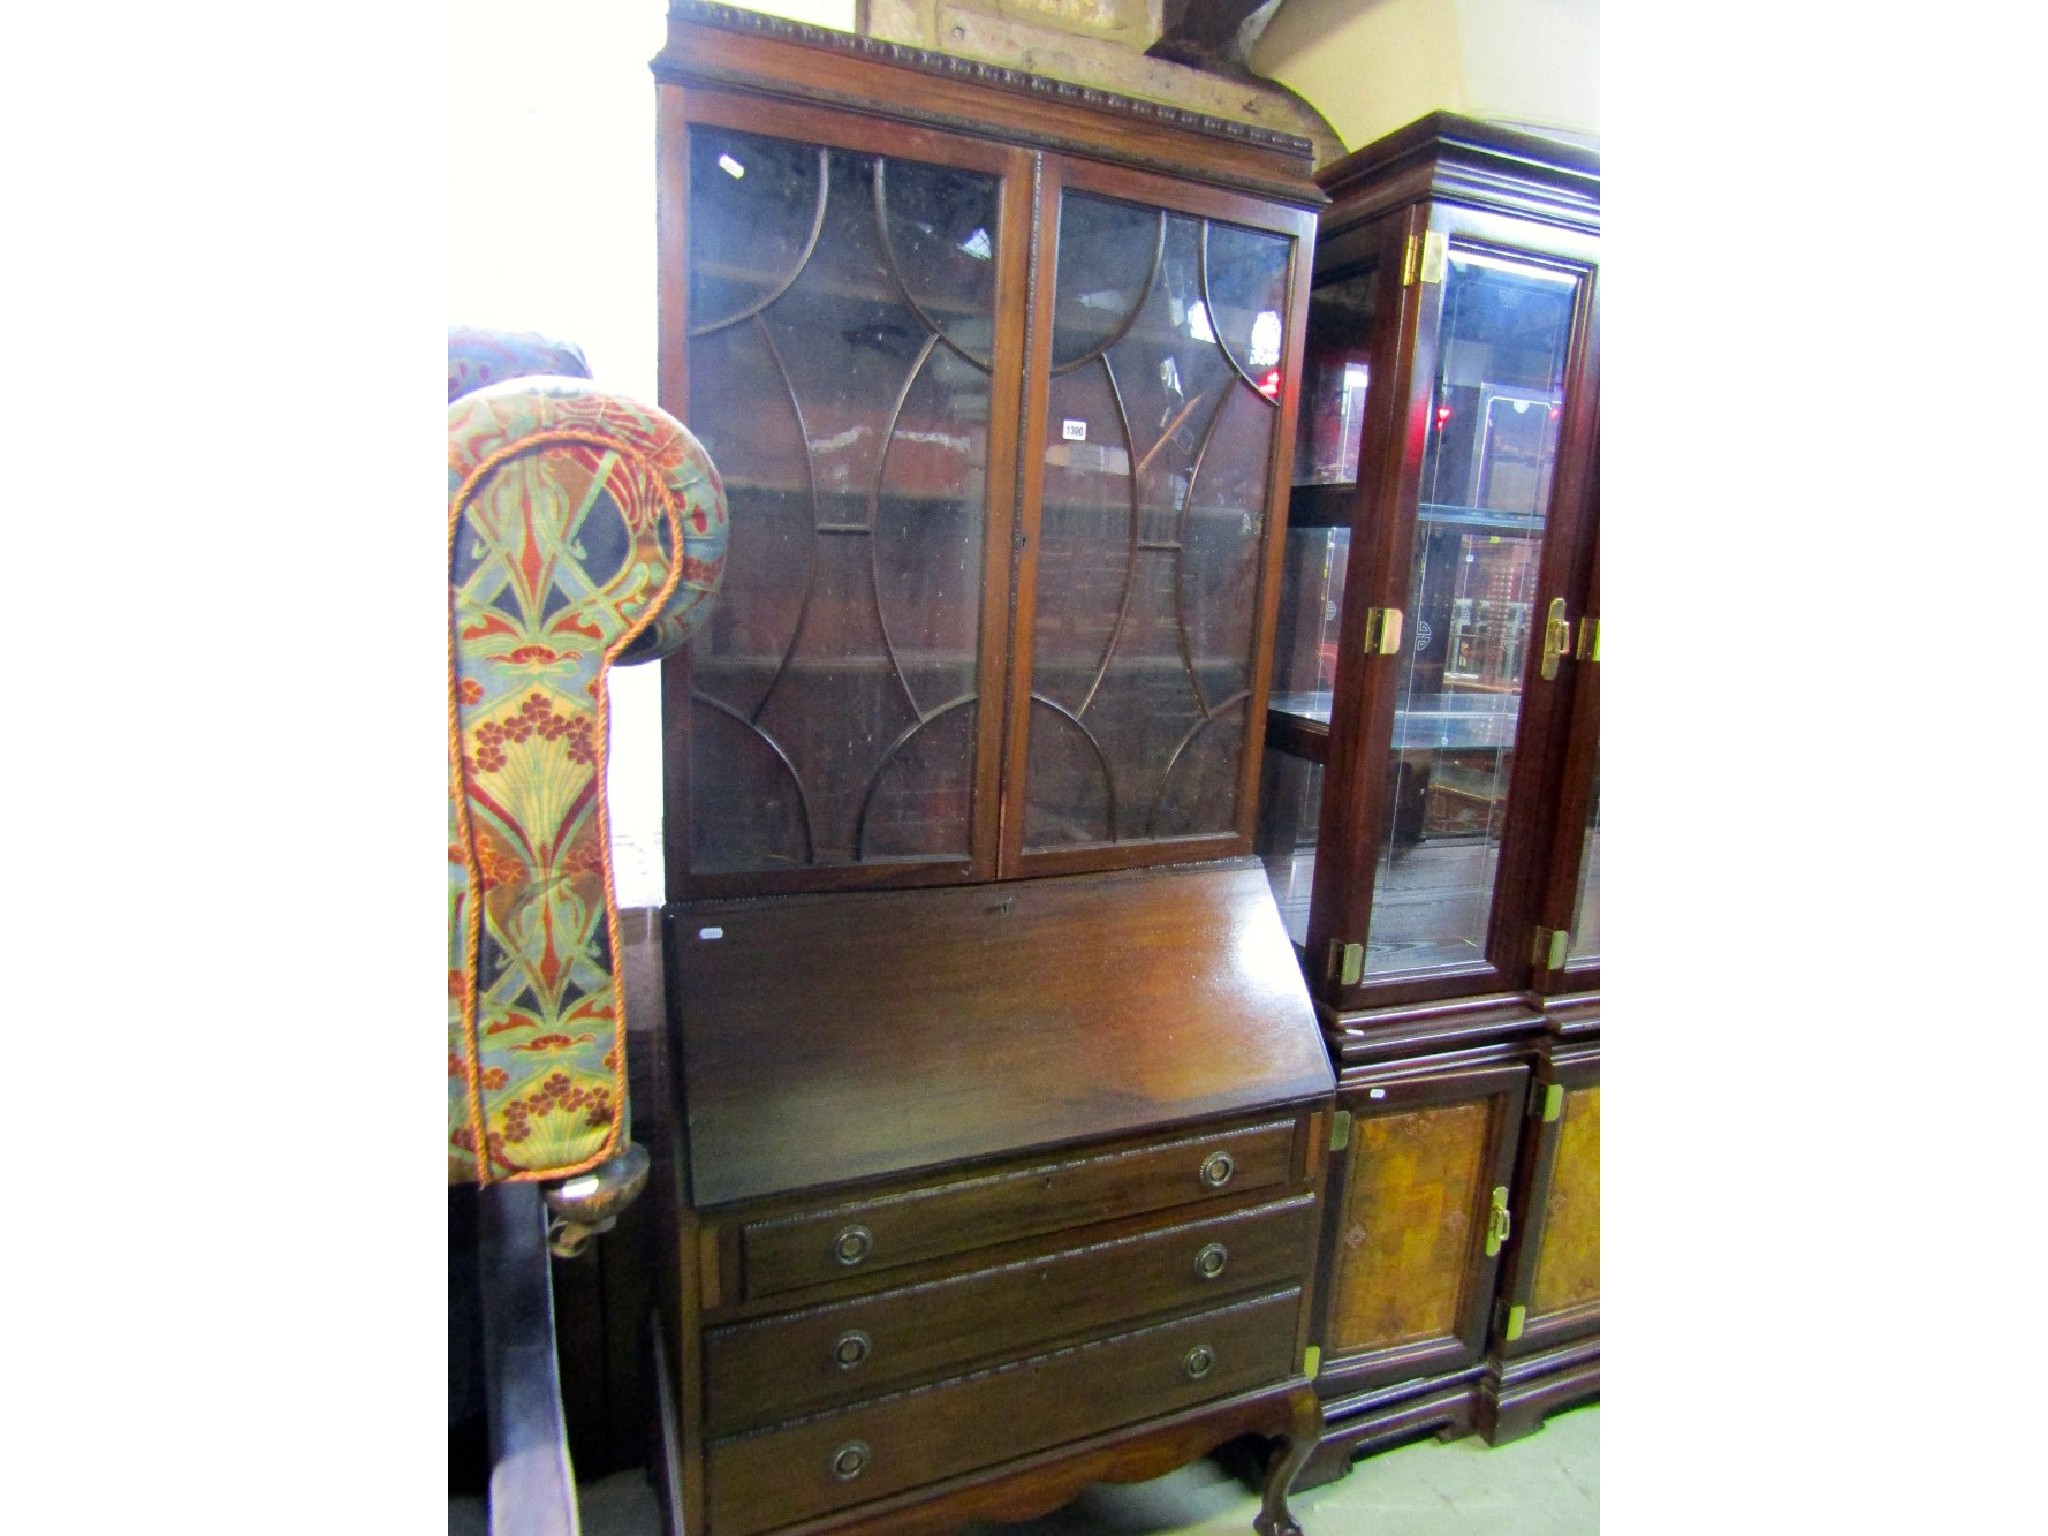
[643,7,1339,1535]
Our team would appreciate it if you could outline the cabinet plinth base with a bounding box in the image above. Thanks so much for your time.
[1292,1366,1488,1490]
[1478,1337,1599,1446]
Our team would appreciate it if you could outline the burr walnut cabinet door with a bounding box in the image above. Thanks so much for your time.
[1314,1054,1529,1392]
[1492,1043,1598,1356]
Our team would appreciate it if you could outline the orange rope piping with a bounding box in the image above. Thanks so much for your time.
[448,419,703,1186]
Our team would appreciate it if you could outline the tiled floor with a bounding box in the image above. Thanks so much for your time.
[452,1405,1598,1535]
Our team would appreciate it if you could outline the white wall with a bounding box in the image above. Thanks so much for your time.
[1252,0,1598,153]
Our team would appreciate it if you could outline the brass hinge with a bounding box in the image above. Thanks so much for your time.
[1326,939,1364,986]
[1532,927,1568,971]
[1403,230,1448,287]
[1577,616,1601,663]
[1303,1344,1322,1378]
[1503,1303,1526,1342]
[1362,605,1403,655]
[1329,1109,1352,1153]
[1483,1186,1512,1257]
[1538,1082,1565,1123]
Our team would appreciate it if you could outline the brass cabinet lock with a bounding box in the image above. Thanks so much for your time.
[832,1330,872,1370]
[1194,1242,1229,1280]
[830,1440,871,1481]
[1483,1186,1512,1257]
[1198,1151,1235,1189]
[833,1224,874,1266]
[1183,1344,1216,1380]
[1539,597,1572,681]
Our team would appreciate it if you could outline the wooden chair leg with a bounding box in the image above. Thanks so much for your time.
[480,1182,579,1536]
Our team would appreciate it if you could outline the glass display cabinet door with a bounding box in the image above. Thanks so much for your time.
[1285,211,1598,1004]
[1538,527,1599,988]
[1258,245,1386,947]
[663,112,1030,895]
[1010,163,1309,872]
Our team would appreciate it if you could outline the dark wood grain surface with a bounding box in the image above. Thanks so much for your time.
[670,858,1332,1207]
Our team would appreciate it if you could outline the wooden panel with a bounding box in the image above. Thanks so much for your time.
[1529,1085,1599,1316]
[739,1120,1299,1300]
[705,1288,1303,1536]
[672,859,1332,1207]
[1325,1103,1487,1353]
[708,1195,1314,1432]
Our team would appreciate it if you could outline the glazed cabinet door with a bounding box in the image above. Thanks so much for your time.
[659,95,1033,898]
[1312,1052,1529,1393]
[1259,192,1598,1010]
[1491,1042,1599,1356]
[1256,214,1403,949]
[1007,160,1313,875]
[1531,505,1599,993]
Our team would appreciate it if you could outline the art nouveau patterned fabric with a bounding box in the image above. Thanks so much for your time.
[449,377,726,1184]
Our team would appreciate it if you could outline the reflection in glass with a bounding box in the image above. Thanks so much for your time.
[1294,265,1378,485]
[1023,192,1290,850]
[1267,527,1349,721]
[1567,771,1599,962]
[1366,249,1578,975]
[683,126,1001,874]
[1257,750,1322,947]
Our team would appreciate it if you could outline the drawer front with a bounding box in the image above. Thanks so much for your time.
[707,1195,1315,1434]
[706,1287,1303,1536]
[741,1118,1299,1300]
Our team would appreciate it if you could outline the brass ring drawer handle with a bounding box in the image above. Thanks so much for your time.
[1194,1242,1229,1280]
[832,1330,872,1370]
[1183,1344,1216,1381]
[831,1440,871,1482]
[832,1224,874,1267]
[1199,1151,1235,1189]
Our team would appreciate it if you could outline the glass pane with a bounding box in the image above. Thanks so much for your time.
[683,127,1001,874]
[1366,247,1579,976]
[1293,264,1378,485]
[1267,526,1349,722]
[1567,768,1600,961]
[1025,193,1290,850]
[1256,749,1321,948]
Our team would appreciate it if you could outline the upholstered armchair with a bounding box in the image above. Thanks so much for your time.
[447,327,725,1523]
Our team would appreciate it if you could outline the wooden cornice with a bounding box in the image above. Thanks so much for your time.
[655,0,1325,208]
[1316,111,1600,238]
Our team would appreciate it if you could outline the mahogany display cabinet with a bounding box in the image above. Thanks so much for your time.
[1251,114,1601,1483]
[643,7,1339,1535]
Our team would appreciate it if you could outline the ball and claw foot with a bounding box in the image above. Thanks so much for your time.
[1253,1511,1303,1536]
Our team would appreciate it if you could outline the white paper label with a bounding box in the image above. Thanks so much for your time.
[1061,419,1087,442]
[698,926,724,940]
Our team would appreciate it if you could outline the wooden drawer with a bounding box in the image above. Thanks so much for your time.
[706,1195,1315,1434]
[706,1287,1304,1536]
[739,1119,1300,1300]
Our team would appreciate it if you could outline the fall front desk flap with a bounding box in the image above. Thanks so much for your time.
[669,857,1334,1208]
